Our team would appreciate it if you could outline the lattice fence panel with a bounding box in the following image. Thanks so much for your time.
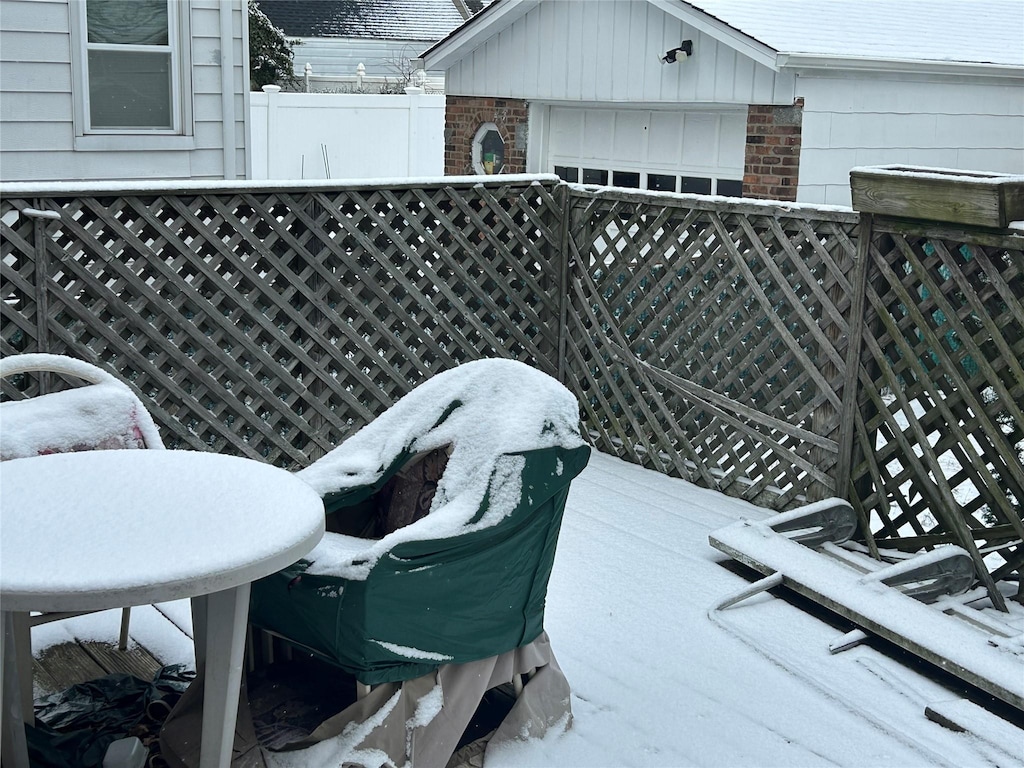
[0,180,563,468]
[849,219,1024,598]
[562,189,859,509]
[0,201,43,366]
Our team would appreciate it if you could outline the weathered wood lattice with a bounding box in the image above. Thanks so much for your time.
[845,216,1024,609]
[560,188,860,509]
[1,180,564,466]
[2,178,1021,600]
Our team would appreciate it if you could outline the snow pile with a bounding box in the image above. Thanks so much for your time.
[299,358,585,579]
[0,384,151,459]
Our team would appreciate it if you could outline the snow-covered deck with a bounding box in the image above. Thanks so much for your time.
[32,452,1024,767]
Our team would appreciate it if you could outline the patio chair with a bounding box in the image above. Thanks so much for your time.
[247,358,591,764]
[0,353,164,719]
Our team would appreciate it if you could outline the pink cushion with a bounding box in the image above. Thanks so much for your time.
[0,383,152,461]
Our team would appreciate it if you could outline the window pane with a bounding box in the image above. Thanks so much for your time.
[89,50,172,128]
[612,171,640,188]
[717,179,743,197]
[681,176,712,195]
[582,168,608,185]
[554,166,579,183]
[647,174,676,192]
[88,0,169,45]
[479,129,504,174]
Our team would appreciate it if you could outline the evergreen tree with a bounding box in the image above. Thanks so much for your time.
[249,1,294,90]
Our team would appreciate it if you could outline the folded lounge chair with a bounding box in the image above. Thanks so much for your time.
[247,358,591,764]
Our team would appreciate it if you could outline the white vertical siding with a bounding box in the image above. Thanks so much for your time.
[0,0,248,182]
[796,73,1024,205]
[443,0,793,105]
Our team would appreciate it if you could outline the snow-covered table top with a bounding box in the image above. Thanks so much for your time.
[0,450,325,612]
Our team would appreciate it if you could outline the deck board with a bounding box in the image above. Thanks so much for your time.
[81,640,163,682]
[33,643,107,696]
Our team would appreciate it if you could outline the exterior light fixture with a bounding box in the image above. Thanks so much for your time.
[661,40,693,64]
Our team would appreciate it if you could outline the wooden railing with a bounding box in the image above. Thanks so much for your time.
[2,176,1021,605]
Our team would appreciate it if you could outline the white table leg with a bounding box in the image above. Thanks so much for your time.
[1,611,30,768]
[12,612,32,727]
[191,594,209,668]
[196,584,250,768]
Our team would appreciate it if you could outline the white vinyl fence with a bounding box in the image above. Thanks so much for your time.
[249,87,445,181]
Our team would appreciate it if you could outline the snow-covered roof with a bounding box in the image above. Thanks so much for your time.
[258,0,465,42]
[683,0,1024,68]
[422,0,1024,72]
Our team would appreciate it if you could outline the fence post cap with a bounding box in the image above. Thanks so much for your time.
[262,84,282,94]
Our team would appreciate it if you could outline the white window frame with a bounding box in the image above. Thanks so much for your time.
[472,122,505,175]
[70,0,194,150]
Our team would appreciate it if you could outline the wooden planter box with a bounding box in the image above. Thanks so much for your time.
[850,166,1024,229]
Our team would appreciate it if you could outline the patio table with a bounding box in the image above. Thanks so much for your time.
[0,449,325,768]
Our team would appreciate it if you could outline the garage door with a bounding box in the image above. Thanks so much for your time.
[546,106,746,196]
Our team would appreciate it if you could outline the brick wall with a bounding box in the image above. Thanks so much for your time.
[444,96,528,176]
[743,98,803,202]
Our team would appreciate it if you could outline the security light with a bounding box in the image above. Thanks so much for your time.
[661,40,694,64]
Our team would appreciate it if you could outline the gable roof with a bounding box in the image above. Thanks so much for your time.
[258,0,465,41]
[422,0,1024,72]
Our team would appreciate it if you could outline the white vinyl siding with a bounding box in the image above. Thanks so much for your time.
[796,73,1024,205]
[0,0,247,182]
[444,0,794,105]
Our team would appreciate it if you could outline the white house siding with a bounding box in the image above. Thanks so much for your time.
[0,0,248,182]
[191,0,248,180]
[796,72,1024,206]
[443,0,794,105]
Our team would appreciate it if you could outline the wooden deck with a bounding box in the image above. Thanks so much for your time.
[32,639,163,699]
[29,631,494,767]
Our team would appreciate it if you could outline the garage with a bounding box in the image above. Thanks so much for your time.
[542,105,746,196]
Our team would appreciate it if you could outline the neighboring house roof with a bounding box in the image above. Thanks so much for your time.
[682,0,1024,68]
[258,0,465,41]
[422,0,1024,71]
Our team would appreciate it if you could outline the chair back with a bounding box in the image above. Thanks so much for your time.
[251,358,591,684]
[0,353,164,461]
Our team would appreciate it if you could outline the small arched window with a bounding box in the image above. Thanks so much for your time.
[472,123,505,175]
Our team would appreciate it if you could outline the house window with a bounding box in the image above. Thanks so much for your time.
[552,166,743,198]
[554,165,579,183]
[716,179,743,197]
[647,174,677,192]
[472,123,505,175]
[681,176,712,195]
[78,0,183,133]
[612,171,640,189]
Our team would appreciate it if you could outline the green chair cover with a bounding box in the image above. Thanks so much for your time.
[249,359,591,685]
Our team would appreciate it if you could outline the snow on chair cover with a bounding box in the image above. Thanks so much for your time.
[249,358,591,686]
[0,353,164,459]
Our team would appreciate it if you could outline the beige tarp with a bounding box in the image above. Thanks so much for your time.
[161,633,571,768]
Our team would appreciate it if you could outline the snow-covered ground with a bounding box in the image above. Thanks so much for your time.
[33,451,1023,767]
